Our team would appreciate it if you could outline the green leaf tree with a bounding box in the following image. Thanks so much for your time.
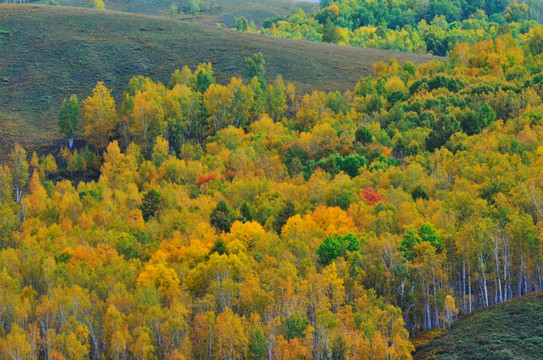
[58,94,80,149]
[399,223,442,260]
[140,189,161,222]
[211,200,235,233]
[245,53,266,92]
[274,199,296,234]
[240,202,253,222]
[355,126,373,145]
[317,234,360,265]
[233,17,249,31]
[189,0,201,15]
[247,329,266,360]
[195,62,215,94]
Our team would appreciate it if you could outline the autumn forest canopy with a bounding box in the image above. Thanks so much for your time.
[2,0,543,359]
[234,0,543,56]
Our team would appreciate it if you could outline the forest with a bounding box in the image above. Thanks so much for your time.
[235,0,543,56]
[2,0,543,359]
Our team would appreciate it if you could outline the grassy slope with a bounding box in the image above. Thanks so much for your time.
[414,291,543,360]
[0,5,439,153]
[174,1,319,28]
[41,0,320,27]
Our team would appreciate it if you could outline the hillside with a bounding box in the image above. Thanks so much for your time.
[174,0,319,28]
[45,0,320,27]
[414,292,543,360]
[0,4,439,153]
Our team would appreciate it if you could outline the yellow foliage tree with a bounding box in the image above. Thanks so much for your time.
[82,82,117,151]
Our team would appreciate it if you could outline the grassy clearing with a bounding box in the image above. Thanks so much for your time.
[0,5,439,154]
[414,291,543,360]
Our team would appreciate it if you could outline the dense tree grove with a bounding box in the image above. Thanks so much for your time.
[236,0,543,56]
[3,28,543,358]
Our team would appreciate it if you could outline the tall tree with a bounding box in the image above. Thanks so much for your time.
[58,95,80,149]
[214,308,247,360]
[129,82,166,156]
[140,189,162,222]
[195,63,215,94]
[204,84,231,136]
[210,200,235,233]
[245,53,266,92]
[247,329,266,360]
[265,75,287,121]
[9,144,29,204]
[274,199,296,234]
[82,82,117,152]
[1,324,34,360]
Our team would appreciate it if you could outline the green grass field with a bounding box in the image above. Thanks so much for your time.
[0,4,439,154]
[414,291,543,360]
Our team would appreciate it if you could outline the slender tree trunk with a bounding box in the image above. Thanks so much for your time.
[494,233,503,303]
[462,260,466,312]
[518,254,523,296]
[536,264,541,291]
[479,256,489,307]
[525,261,529,295]
[468,261,472,313]
[503,234,510,300]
